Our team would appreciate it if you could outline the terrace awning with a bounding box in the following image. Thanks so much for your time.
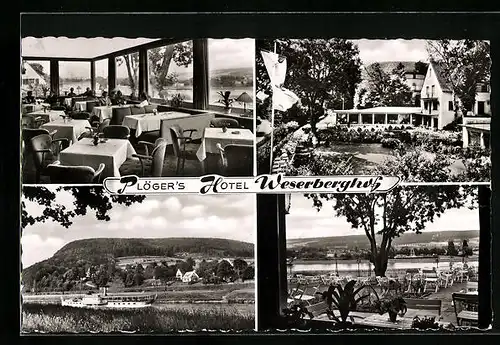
[333,106,422,115]
[461,123,491,132]
[21,37,161,59]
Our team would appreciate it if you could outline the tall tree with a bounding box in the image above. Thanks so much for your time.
[303,146,476,277]
[116,41,193,98]
[21,187,145,229]
[232,258,248,279]
[216,260,234,280]
[256,39,362,133]
[426,40,491,116]
[447,240,458,256]
[357,62,413,108]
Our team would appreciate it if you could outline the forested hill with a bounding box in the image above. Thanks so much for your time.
[53,238,254,261]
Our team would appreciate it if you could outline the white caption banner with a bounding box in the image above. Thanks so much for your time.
[103,174,401,195]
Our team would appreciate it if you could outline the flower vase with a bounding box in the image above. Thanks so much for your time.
[93,135,99,146]
[388,311,398,323]
[222,126,227,133]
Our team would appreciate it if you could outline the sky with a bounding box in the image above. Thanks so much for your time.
[351,39,430,65]
[286,192,480,240]
[21,188,255,268]
[21,37,254,79]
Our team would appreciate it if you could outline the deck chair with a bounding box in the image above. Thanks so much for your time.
[422,269,440,293]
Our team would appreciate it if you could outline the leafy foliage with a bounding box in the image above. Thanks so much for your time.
[427,40,490,115]
[305,185,475,276]
[316,280,378,323]
[21,186,145,229]
[358,62,413,108]
[256,39,362,133]
[412,316,440,330]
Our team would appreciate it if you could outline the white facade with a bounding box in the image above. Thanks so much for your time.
[420,62,456,130]
[175,269,184,280]
[22,62,47,87]
[181,271,199,283]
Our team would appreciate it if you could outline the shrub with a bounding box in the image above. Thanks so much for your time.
[381,138,402,149]
[411,316,440,330]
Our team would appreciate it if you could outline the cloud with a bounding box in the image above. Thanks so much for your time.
[352,39,429,65]
[21,234,65,268]
[182,205,206,218]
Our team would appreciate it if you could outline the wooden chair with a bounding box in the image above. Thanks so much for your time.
[169,125,199,176]
[102,125,130,139]
[22,115,44,129]
[110,107,132,125]
[22,128,57,171]
[30,134,70,183]
[210,118,241,128]
[452,293,479,326]
[306,301,330,318]
[132,138,168,177]
[70,111,91,120]
[79,118,111,140]
[216,143,253,176]
[130,106,146,115]
[404,298,442,319]
[46,161,105,184]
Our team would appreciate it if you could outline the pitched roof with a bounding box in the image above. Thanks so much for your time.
[365,61,428,75]
[429,60,453,92]
[182,271,199,279]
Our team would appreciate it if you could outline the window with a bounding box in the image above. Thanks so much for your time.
[426,85,429,96]
[22,60,50,98]
[94,59,108,96]
[433,101,438,111]
[147,41,193,104]
[449,101,454,111]
[361,114,373,124]
[208,39,254,111]
[412,83,417,91]
[59,61,91,96]
[374,114,385,124]
[431,85,435,96]
[116,52,140,98]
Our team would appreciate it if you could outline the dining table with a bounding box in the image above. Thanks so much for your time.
[91,105,126,122]
[123,111,215,139]
[74,101,88,112]
[41,119,91,144]
[59,137,137,179]
[27,110,66,123]
[196,127,254,174]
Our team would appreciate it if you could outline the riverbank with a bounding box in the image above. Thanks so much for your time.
[21,302,255,332]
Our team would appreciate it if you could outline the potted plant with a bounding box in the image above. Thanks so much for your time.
[217,91,234,113]
[282,301,314,328]
[375,295,407,322]
[316,280,378,327]
[170,93,184,108]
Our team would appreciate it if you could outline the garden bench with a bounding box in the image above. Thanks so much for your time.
[452,293,478,326]
[404,298,442,319]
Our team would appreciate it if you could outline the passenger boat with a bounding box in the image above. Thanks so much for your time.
[61,287,157,309]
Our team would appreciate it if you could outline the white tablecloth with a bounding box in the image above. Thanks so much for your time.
[74,101,88,112]
[122,112,213,138]
[59,138,136,178]
[196,127,254,161]
[41,119,91,144]
[21,104,44,114]
[159,112,215,144]
[28,110,66,123]
[63,98,73,107]
[91,105,129,122]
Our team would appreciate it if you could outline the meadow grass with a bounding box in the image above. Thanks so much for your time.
[21,303,255,333]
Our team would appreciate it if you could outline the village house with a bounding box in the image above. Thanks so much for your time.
[181,270,199,283]
[175,269,184,280]
[324,60,491,133]
[22,62,47,88]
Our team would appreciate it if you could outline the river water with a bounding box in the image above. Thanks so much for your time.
[292,258,478,274]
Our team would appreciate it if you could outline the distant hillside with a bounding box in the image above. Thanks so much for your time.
[287,230,480,250]
[22,238,254,292]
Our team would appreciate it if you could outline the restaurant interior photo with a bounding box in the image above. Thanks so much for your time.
[21,37,255,184]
